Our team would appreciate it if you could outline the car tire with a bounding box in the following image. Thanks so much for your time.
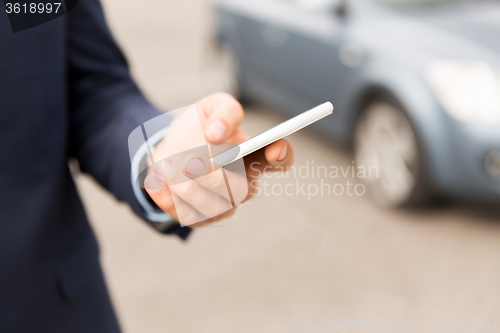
[353,99,431,208]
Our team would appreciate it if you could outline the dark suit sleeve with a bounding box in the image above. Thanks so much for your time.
[66,0,191,239]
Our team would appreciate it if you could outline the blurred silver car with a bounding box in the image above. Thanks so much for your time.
[214,0,500,207]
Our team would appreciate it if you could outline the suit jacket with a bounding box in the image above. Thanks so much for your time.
[0,1,189,331]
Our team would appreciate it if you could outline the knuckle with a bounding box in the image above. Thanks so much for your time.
[217,92,243,114]
[208,170,227,190]
[232,103,244,120]
[175,181,195,198]
[207,198,231,217]
[215,91,235,102]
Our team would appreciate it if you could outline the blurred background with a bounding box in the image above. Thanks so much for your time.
[74,0,500,332]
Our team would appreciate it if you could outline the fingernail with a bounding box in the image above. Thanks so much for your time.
[277,145,288,161]
[205,120,227,142]
[156,160,176,180]
[146,175,164,193]
[185,158,207,178]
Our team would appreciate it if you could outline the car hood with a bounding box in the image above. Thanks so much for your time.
[393,1,500,55]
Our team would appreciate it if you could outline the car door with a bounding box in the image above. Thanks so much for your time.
[239,0,348,110]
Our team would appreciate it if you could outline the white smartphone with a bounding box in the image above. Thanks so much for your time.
[211,102,333,167]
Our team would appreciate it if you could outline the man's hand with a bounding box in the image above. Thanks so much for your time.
[144,93,294,228]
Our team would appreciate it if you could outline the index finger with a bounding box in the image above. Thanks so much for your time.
[196,92,244,142]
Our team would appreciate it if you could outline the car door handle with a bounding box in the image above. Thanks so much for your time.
[261,25,289,48]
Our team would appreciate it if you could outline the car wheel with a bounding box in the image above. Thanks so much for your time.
[205,41,242,100]
[354,100,429,207]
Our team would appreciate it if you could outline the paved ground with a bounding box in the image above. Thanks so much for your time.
[73,1,500,332]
